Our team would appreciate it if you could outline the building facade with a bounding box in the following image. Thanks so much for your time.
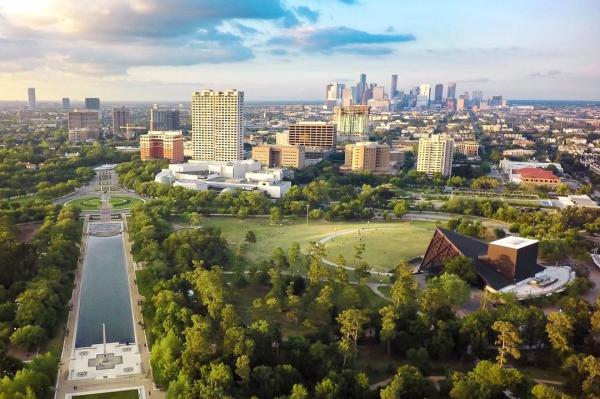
[192,89,244,162]
[140,131,184,163]
[68,110,100,142]
[288,122,336,150]
[416,134,454,177]
[454,140,479,157]
[150,107,180,131]
[447,82,456,99]
[333,105,370,142]
[434,84,444,103]
[112,106,131,138]
[252,144,305,169]
[62,97,70,109]
[27,88,36,109]
[85,97,100,110]
[341,142,391,174]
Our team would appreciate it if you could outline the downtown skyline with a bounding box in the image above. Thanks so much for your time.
[0,0,599,101]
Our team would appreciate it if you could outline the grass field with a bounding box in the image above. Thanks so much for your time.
[67,195,144,210]
[72,389,139,399]
[190,217,436,272]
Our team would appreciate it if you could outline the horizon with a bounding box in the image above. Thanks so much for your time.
[0,0,599,101]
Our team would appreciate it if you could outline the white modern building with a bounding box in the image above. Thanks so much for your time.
[155,160,291,199]
[416,134,454,177]
[191,89,244,162]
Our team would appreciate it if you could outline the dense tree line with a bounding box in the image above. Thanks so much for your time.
[0,206,82,398]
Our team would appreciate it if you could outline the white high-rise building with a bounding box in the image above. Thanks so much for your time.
[192,89,244,161]
[417,134,454,177]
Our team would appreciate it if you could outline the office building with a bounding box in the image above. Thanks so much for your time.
[288,122,336,149]
[334,105,370,142]
[252,144,305,169]
[357,73,367,104]
[416,134,454,177]
[446,97,457,111]
[447,82,456,99]
[62,97,70,109]
[140,131,184,163]
[341,142,391,174]
[434,84,444,103]
[27,88,36,109]
[192,89,244,162]
[68,110,100,142]
[372,86,385,100]
[325,82,345,110]
[457,96,466,111]
[85,97,100,110]
[342,87,355,106]
[112,106,131,138]
[454,140,480,157]
[150,107,180,131]
[472,91,483,106]
[390,74,398,98]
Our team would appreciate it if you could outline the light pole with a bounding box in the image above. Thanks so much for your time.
[306,204,310,225]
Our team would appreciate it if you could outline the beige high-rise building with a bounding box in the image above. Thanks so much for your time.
[341,142,391,174]
[252,144,305,169]
[417,134,454,177]
[334,105,370,142]
[191,89,243,161]
[288,122,335,149]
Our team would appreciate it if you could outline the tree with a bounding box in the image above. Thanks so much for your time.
[307,241,328,285]
[449,360,529,399]
[288,241,301,268]
[492,321,522,367]
[245,230,256,243]
[270,207,282,224]
[289,383,309,399]
[380,365,432,399]
[421,273,470,316]
[235,354,251,384]
[443,256,478,284]
[531,384,572,399]
[390,263,419,311]
[151,329,182,387]
[353,242,365,265]
[562,354,600,397]
[9,325,46,351]
[379,305,398,358]
[546,312,574,356]
[393,201,408,218]
[336,308,369,367]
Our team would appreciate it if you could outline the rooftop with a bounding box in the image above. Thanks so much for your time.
[514,167,558,179]
[490,236,539,250]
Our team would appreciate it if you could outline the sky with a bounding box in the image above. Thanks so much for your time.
[0,0,599,101]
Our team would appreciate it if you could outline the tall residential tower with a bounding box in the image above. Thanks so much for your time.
[191,89,244,162]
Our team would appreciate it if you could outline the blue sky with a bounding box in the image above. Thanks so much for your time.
[0,0,598,101]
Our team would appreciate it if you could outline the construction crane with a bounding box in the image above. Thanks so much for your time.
[119,124,146,140]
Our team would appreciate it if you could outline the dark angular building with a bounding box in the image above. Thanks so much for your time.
[418,227,544,291]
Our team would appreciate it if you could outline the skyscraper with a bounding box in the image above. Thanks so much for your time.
[334,105,370,142]
[417,84,431,108]
[62,97,70,109]
[112,106,131,138]
[150,107,180,131]
[447,82,456,99]
[417,134,454,177]
[27,88,36,109]
[85,97,100,110]
[357,73,367,104]
[472,91,483,106]
[390,75,398,98]
[434,84,444,103]
[191,89,244,161]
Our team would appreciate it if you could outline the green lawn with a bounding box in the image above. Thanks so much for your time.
[67,195,144,210]
[72,389,139,399]
[194,217,436,273]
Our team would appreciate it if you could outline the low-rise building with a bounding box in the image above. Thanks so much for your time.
[454,140,479,157]
[140,131,184,163]
[514,167,560,187]
[252,144,305,169]
[341,142,391,174]
[154,160,291,198]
